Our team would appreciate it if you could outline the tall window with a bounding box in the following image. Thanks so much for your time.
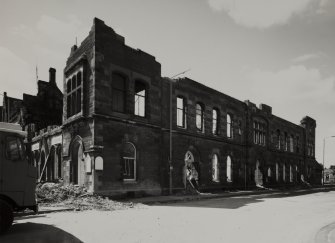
[212,154,219,182]
[296,136,300,153]
[253,121,266,146]
[276,163,279,181]
[112,73,126,112]
[122,142,136,181]
[67,71,82,118]
[212,108,218,135]
[289,135,294,152]
[227,114,233,138]
[226,155,232,182]
[283,164,286,182]
[276,130,281,149]
[290,165,293,182]
[196,103,204,132]
[268,167,272,177]
[284,132,288,151]
[134,81,146,117]
[177,97,186,128]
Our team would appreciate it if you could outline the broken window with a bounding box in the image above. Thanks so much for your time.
[134,81,146,117]
[112,73,126,112]
[67,70,82,118]
[212,154,219,182]
[196,103,204,132]
[177,97,186,128]
[227,114,233,138]
[122,142,136,181]
[212,108,218,135]
[226,155,232,182]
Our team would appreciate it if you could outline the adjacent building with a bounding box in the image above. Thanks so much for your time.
[30,18,322,197]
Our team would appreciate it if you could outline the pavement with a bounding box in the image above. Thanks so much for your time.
[16,185,335,216]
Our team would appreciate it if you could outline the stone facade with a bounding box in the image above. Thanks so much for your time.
[31,18,321,197]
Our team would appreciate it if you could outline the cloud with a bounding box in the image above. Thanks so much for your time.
[243,65,335,105]
[0,47,36,104]
[36,15,82,44]
[207,0,325,29]
[292,52,326,63]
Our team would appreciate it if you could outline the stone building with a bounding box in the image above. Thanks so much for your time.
[31,18,321,196]
[1,68,63,132]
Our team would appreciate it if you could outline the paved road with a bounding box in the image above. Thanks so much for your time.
[2,191,335,243]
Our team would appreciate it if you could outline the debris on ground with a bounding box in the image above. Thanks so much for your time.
[36,183,141,211]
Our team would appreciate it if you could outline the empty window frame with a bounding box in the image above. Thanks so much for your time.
[122,142,136,181]
[227,114,233,138]
[268,167,272,177]
[296,136,300,153]
[253,121,266,146]
[177,97,186,128]
[226,155,232,182]
[283,164,286,181]
[67,71,82,118]
[196,103,204,132]
[111,73,126,112]
[289,135,294,152]
[212,154,219,182]
[276,163,279,181]
[284,132,288,151]
[276,130,281,150]
[212,108,219,135]
[134,81,146,117]
[290,165,293,182]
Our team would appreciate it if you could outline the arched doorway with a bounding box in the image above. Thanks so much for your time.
[70,138,85,185]
[183,151,200,190]
[255,160,263,186]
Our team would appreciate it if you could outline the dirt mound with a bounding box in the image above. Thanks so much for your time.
[36,183,140,211]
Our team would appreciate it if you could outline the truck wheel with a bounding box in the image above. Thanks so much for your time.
[0,199,14,234]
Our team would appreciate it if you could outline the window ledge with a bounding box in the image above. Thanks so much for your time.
[123,180,137,184]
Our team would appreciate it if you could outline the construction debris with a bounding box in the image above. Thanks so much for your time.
[36,183,140,211]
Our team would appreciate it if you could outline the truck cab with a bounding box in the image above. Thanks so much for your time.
[0,122,37,233]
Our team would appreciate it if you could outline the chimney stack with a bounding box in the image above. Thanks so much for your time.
[49,68,56,84]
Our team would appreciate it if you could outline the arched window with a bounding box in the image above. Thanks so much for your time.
[276,163,279,181]
[226,155,232,182]
[134,81,146,117]
[196,103,204,132]
[227,114,233,138]
[212,108,218,135]
[177,97,186,128]
[268,167,272,177]
[212,154,219,182]
[122,142,136,181]
[112,73,126,112]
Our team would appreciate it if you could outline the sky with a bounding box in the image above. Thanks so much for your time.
[0,0,334,167]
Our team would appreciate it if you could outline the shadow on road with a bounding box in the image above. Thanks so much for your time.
[164,190,335,209]
[0,222,83,243]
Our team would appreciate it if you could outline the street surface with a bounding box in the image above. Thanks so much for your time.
[2,190,335,243]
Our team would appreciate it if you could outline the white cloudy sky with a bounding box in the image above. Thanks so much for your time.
[1,0,335,167]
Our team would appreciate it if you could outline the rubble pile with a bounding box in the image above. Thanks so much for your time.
[36,183,138,211]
